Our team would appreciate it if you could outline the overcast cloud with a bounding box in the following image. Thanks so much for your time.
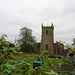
[0,0,75,45]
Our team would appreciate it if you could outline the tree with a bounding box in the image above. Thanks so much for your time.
[71,38,75,49]
[0,34,8,43]
[73,38,75,44]
[17,27,36,53]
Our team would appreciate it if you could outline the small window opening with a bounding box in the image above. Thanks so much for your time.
[57,48,60,54]
[46,30,48,34]
[45,44,48,50]
[37,44,40,50]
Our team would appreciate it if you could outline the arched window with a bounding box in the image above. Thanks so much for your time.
[46,30,48,34]
[45,44,48,50]
[57,48,60,54]
[37,44,40,50]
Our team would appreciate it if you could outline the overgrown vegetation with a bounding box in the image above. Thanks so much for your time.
[0,34,33,75]
[0,33,75,75]
[0,34,58,75]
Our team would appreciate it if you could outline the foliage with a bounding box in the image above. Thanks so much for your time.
[1,63,16,75]
[30,68,58,75]
[73,38,75,44]
[39,50,48,58]
[17,27,36,53]
[17,60,31,74]
[44,70,58,75]
[0,34,74,75]
[69,48,75,53]
[71,38,75,49]
[0,34,31,75]
[56,71,75,75]
[0,45,17,65]
[0,34,8,42]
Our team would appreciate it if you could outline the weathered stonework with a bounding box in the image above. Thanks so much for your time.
[37,23,64,56]
[40,23,54,55]
[54,42,64,56]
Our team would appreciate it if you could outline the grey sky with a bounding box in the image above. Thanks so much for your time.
[0,0,75,45]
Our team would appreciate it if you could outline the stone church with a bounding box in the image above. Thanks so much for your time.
[37,23,64,56]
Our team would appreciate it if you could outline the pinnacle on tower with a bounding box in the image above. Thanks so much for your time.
[51,22,53,27]
[41,23,43,28]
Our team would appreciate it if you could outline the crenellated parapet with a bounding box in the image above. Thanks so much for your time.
[41,23,54,30]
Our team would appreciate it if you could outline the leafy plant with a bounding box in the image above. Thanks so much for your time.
[17,60,31,74]
[0,34,32,75]
[1,63,16,75]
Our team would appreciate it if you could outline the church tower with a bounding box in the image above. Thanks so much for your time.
[41,23,54,55]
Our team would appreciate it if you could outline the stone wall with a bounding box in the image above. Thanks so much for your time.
[54,42,64,56]
[41,23,54,55]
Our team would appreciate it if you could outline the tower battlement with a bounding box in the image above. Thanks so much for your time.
[42,23,54,30]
